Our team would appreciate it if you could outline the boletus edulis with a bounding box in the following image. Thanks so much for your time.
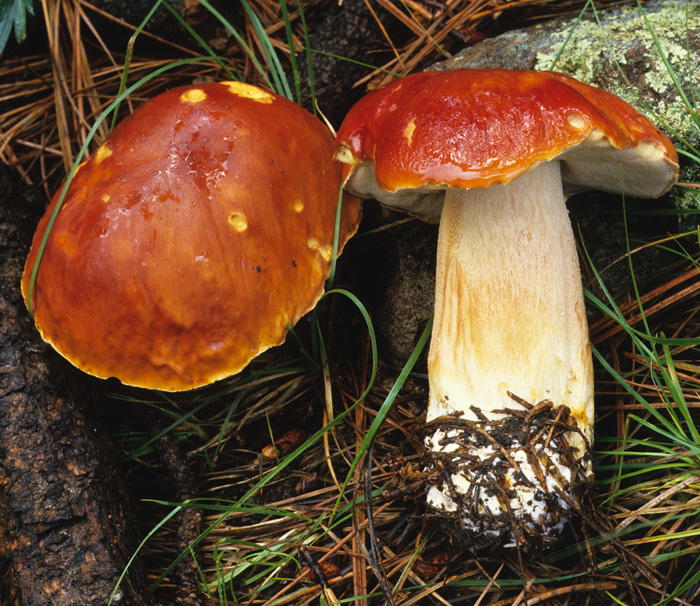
[334,69,679,551]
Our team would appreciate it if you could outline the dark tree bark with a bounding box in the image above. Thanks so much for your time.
[0,162,155,606]
[151,425,202,606]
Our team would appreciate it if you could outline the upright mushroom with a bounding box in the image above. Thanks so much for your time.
[23,81,362,391]
[334,69,678,549]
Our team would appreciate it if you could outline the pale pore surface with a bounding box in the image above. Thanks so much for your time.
[427,161,594,446]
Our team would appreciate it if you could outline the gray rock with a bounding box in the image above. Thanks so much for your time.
[369,210,437,370]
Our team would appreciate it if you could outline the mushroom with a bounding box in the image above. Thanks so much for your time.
[334,69,679,549]
[22,81,362,392]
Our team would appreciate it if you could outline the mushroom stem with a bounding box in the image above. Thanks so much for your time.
[425,161,594,547]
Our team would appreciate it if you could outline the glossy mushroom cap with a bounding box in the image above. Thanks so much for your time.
[335,69,679,222]
[23,82,362,391]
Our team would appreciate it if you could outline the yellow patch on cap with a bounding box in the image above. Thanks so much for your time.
[94,144,112,163]
[223,81,274,104]
[307,237,332,262]
[227,211,248,232]
[181,89,207,103]
[403,117,417,146]
[102,194,110,203]
[566,112,587,131]
[292,198,304,213]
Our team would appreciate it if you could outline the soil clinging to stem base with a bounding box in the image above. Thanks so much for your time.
[425,393,593,553]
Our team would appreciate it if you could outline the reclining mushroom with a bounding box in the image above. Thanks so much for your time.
[23,81,362,392]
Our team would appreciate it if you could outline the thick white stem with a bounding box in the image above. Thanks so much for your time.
[425,161,594,547]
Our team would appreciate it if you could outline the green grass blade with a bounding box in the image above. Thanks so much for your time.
[108,505,183,603]
[161,0,239,79]
[326,186,345,288]
[196,0,275,91]
[547,0,594,70]
[279,0,301,104]
[110,0,164,130]
[295,0,316,112]
[239,0,292,99]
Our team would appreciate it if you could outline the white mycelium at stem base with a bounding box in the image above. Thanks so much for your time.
[425,161,594,545]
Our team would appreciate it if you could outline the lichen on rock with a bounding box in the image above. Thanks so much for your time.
[532,1,699,150]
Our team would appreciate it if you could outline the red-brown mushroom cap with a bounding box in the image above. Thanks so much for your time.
[335,69,679,221]
[22,81,362,391]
